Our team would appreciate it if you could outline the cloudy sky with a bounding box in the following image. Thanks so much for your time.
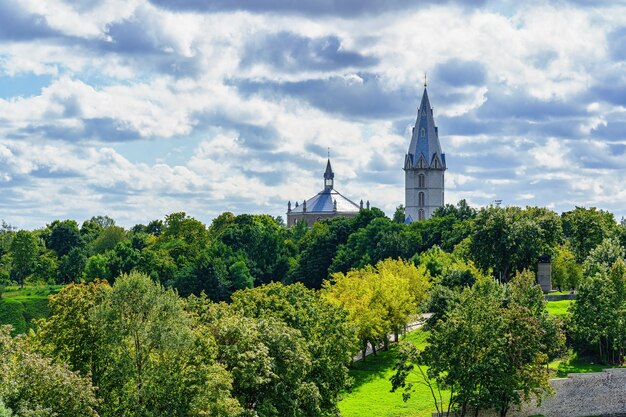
[1,0,626,229]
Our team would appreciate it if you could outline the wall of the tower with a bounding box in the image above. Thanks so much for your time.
[405,168,445,221]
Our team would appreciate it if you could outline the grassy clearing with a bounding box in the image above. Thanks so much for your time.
[339,330,449,417]
[549,351,624,378]
[0,285,61,334]
[545,299,573,317]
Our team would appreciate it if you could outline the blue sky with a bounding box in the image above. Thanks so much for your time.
[1,0,626,229]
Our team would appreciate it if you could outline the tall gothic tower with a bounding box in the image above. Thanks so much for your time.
[404,85,446,222]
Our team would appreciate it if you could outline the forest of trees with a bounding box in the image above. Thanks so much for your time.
[1,202,626,416]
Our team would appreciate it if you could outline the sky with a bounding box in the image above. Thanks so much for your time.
[1,0,626,229]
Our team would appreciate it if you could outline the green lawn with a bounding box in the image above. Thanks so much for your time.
[0,285,61,334]
[545,299,573,317]
[339,330,449,417]
[549,351,624,378]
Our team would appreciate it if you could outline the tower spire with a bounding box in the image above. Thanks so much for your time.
[324,158,334,190]
[424,72,427,88]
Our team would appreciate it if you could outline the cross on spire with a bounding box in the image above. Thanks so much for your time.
[423,72,427,88]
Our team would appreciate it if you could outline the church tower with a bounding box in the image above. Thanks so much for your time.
[404,83,446,222]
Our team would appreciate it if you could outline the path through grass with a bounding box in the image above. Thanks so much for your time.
[339,330,449,417]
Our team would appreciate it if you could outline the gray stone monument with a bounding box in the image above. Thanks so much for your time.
[537,254,552,294]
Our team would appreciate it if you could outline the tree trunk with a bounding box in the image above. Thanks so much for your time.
[362,340,367,362]
[384,337,389,351]
[372,342,377,356]
[394,330,399,343]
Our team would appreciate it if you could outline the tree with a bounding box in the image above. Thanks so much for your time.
[582,237,625,278]
[323,259,427,358]
[46,220,83,257]
[91,226,126,254]
[58,246,87,283]
[291,217,353,289]
[10,231,39,286]
[230,282,357,415]
[323,267,388,360]
[32,280,112,380]
[330,218,415,273]
[469,206,562,281]
[0,325,99,417]
[34,273,242,417]
[562,207,616,263]
[569,259,626,364]
[394,276,560,417]
[159,212,210,265]
[197,302,318,417]
[393,205,406,223]
[551,245,580,291]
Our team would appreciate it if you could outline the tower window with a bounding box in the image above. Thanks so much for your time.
[418,209,425,220]
[418,174,425,188]
[420,128,425,137]
[418,192,425,207]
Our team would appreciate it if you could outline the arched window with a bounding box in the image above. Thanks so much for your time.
[418,174,425,188]
[420,127,426,137]
[418,209,425,220]
[418,192,425,207]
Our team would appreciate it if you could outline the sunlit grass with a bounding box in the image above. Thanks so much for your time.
[339,329,450,417]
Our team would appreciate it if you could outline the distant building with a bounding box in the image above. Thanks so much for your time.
[287,159,365,227]
[404,84,446,222]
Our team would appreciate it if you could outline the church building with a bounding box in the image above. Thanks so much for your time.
[404,84,446,222]
[287,159,366,227]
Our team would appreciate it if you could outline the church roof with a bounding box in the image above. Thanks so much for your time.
[289,188,360,214]
[405,87,446,169]
[289,158,361,215]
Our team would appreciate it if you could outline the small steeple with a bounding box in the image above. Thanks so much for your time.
[324,158,334,190]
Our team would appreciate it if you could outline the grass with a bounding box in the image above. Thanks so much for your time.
[339,330,450,417]
[545,299,573,317]
[549,351,624,378]
[0,285,61,334]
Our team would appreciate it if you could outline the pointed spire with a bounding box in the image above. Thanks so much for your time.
[366,200,370,209]
[405,85,445,171]
[287,201,292,213]
[324,158,334,190]
[360,200,364,210]
[333,199,337,212]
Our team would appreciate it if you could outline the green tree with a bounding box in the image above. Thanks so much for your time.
[469,206,562,281]
[34,273,241,417]
[198,302,317,417]
[562,207,616,263]
[58,246,87,283]
[323,267,388,360]
[10,231,39,286]
[394,276,560,417]
[582,237,625,277]
[393,205,406,223]
[230,282,357,415]
[551,245,579,291]
[330,217,415,273]
[0,326,99,417]
[45,220,83,258]
[569,259,626,364]
[91,226,126,254]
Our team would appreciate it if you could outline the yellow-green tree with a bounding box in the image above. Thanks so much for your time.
[323,258,430,359]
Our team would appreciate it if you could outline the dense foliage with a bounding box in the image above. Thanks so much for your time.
[1,202,626,416]
[392,271,565,417]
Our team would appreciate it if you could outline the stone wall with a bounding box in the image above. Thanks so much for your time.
[433,368,626,417]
